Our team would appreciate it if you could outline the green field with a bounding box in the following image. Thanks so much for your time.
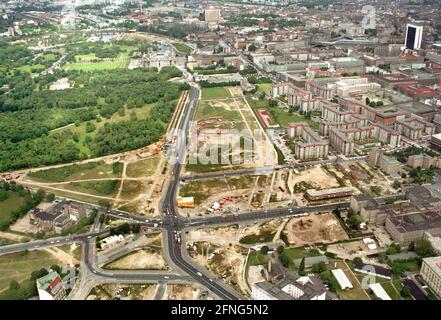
[74,53,97,62]
[247,251,269,266]
[172,42,193,55]
[63,59,129,71]
[120,181,144,200]
[195,101,241,122]
[42,53,58,62]
[66,180,120,197]
[256,83,273,94]
[17,64,45,74]
[0,250,60,293]
[239,230,275,244]
[28,161,122,183]
[126,156,160,178]
[0,238,15,247]
[381,281,402,300]
[201,87,231,100]
[279,247,321,261]
[245,96,318,129]
[0,193,26,225]
[35,187,113,207]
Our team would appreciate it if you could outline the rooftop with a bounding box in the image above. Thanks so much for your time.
[254,273,327,300]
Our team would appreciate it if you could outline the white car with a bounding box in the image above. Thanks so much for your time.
[164,276,170,279]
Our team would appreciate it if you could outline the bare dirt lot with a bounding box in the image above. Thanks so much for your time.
[188,239,248,296]
[104,247,167,270]
[247,265,266,286]
[327,239,384,260]
[164,284,201,300]
[178,175,271,217]
[288,166,342,192]
[87,284,157,300]
[283,212,349,246]
[186,225,240,246]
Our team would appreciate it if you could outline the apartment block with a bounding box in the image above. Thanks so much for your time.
[287,123,329,160]
[369,148,402,175]
[394,116,435,141]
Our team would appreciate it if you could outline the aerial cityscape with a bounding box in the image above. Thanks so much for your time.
[1,0,441,306]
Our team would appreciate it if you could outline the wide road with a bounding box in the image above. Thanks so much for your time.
[0,229,108,256]
[160,84,244,300]
[82,238,190,282]
[181,156,369,182]
[184,202,350,228]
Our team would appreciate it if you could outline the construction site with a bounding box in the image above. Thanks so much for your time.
[185,220,286,297]
[184,87,277,174]
[282,213,349,247]
[177,164,359,217]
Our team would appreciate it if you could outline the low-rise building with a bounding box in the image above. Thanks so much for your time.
[305,187,353,201]
[251,274,327,300]
[49,78,70,91]
[36,271,66,300]
[30,201,88,232]
[351,185,441,245]
[100,234,125,250]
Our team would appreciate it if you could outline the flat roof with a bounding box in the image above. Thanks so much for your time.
[331,269,353,290]
[306,187,353,197]
[369,283,391,300]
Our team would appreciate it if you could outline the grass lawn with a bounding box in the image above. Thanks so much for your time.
[0,193,26,225]
[239,230,276,244]
[381,281,402,300]
[0,238,15,246]
[28,161,121,183]
[245,96,318,129]
[195,101,242,122]
[63,59,129,71]
[66,180,120,197]
[334,261,370,300]
[35,187,114,207]
[120,181,144,200]
[201,87,231,100]
[256,83,273,95]
[172,42,192,55]
[185,162,231,174]
[75,53,97,62]
[17,64,45,74]
[179,179,230,205]
[0,250,60,293]
[247,251,269,266]
[126,156,160,178]
[280,247,321,261]
[42,53,58,62]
